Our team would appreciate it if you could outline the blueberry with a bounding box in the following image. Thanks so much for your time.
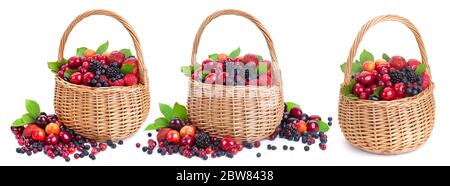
[65,157,70,162]
[89,154,96,160]
[406,88,413,95]
[142,147,148,152]
[107,140,113,146]
[256,153,261,158]
[289,146,295,151]
[111,144,117,149]
[283,145,288,150]
[147,133,152,137]
[203,156,208,160]
[320,138,328,143]
[96,83,102,87]
[267,144,272,150]
[304,146,310,151]
[161,151,167,156]
[328,122,332,126]
[307,141,312,145]
[271,146,277,150]
[118,140,124,145]
[327,117,333,122]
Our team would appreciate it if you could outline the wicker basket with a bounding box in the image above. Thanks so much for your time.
[339,15,435,155]
[54,10,150,141]
[187,9,284,143]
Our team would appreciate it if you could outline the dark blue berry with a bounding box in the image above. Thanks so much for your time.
[289,146,295,151]
[256,153,261,158]
[283,145,288,150]
[147,133,152,137]
[328,117,333,121]
[304,146,310,151]
[118,140,124,145]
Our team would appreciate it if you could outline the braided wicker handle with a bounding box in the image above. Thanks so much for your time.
[344,15,430,85]
[58,9,148,85]
[191,9,281,84]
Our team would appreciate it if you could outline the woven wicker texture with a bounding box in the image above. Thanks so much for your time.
[188,9,284,143]
[339,15,435,154]
[54,9,150,141]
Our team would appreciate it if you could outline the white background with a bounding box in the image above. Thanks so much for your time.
[0,0,448,166]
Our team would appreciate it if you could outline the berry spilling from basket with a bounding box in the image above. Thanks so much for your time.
[340,50,431,101]
[269,102,331,151]
[142,103,250,160]
[181,47,273,86]
[48,41,140,87]
[11,99,122,162]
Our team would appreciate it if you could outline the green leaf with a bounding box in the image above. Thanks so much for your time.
[285,102,299,112]
[340,79,356,96]
[340,60,362,75]
[193,63,201,70]
[173,102,188,122]
[257,63,268,75]
[145,117,170,130]
[76,47,88,57]
[257,55,263,62]
[229,47,241,59]
[60,58,68,65]
[317,120,330,133]
[347,94,359,100]
[120,64,134,74]
[64,69,77,79]
[208,54,218,61]
[47,62,61,73]
[359,49,374,63]
[96,41,109,54]
[159,103,173,120]
[382,53,391,61]
[180,65,193,77]
[415,64,427,76]
[22,113,34,122]
[373,86,384,97]
[200,71,209,81]
[120,49,133,58]
[12,117,33,127]
[25,99,40,119]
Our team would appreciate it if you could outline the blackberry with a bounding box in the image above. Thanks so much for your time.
[195,130,211,149]
[403,67,418,83]
[89,61,102,74]
[389,70,405,84]
[106,66,122,79]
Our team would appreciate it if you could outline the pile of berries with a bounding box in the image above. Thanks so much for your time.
[11,100,122,162]
[49,42,140,87]
[138,118,257,160]
[269,103,331,151]
[349,53,431,101]
[183,48,273,86]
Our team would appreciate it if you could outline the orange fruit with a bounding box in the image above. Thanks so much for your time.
[180,126,196,138]
[295,120,307,133]
[45,123,60,135]
[218,53,228,61]
[362,60,376,72]
[375,59,387,67]
[84,49,96,58]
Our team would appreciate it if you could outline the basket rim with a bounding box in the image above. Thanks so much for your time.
[339,83,434,105]
[55,76,147,93]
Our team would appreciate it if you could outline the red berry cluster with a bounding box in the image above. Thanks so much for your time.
[12,112,122,162]
[54,45,140,87]
[187,49,273,86]
[351,55,431,101]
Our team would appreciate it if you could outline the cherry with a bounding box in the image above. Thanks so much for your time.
[359,92,369,100]
[365,87,373,95]
[394,83,406,97]
[220,137,237,151]
[385,81,393,87]
[91,148,99,155]
[45,134,59,145]
[308,115,322,121]
[11,126,24,135]
[319,143,327,150]
[381,87,396,101]
[306,121,319,134]
[216,72,229,85]
[358,71,375,85]
[230,148,238,155]
[59,131,72,144]
[68,56,82,68]
[253,141,261,148]
[82,72,94,86]
[202,60,215,71]
[204,73,217,84]
[135,143,141,148]
[381,74,391,83]
[290,106,303,119]
[181,135,195,146]
[69,72,82,85]
[352,83,365,96]
[170,118,184,131]
[99,143,107,151]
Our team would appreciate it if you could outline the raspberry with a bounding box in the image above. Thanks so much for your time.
[124,74,138,86]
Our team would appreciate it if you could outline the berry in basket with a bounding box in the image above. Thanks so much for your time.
[340,50,431,101]
[181,47,273,86]
[48,41,140,87]
[11,99,123,162]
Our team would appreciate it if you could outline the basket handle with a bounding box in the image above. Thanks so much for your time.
[191,9,281,84]
[344,15,430,85]
[57,9,148,85]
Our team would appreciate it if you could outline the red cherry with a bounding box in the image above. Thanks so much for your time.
[352,83,365,96]
[290,106,303,119]
[385,81,393,87]
[204,73,217,84]
[68,56,82,68]
[359,92,369,100]
[181,135,195,146]
[230,148,238,155]
[202,60,215,71]
[381,74,391,83]
[308,115,322,121]
[59,131,72,144]
[166,130,181,144]
[91,148,99,155]
[100,143,107,151]
[358,71,375,85]
[381,87,396,101]
[32,128,46,141]
[69,72,82,85]
[220,137,237,151]
[306,121,319,134]
[45,134,59,145]
[394,82,406,97]
[82,72,94,85]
